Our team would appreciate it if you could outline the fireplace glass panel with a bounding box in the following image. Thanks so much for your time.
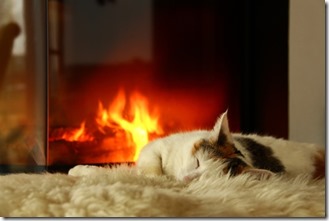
[48,0,243,166]
[0,0,289,172]
[0,0,46,173]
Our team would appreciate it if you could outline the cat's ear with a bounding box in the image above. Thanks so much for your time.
[210,110,234,145]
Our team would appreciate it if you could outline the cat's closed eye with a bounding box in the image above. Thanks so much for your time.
[196,158,200,169]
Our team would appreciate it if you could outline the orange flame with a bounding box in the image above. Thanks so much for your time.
[51,89,163,162]
[96,89,163,161]
[60,121,94,142]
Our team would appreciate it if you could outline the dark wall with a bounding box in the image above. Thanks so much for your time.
[241,0,289,138]
[152,0,246,132]
[153,0,289,137]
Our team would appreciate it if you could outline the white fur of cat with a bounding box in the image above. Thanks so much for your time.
[136,111,325,181]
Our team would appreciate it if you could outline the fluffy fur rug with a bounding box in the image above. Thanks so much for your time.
[0,163,325,217]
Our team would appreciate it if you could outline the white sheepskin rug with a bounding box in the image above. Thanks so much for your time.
[0,163,325,217]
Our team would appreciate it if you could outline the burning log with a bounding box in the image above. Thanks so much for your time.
[48,89,164,165]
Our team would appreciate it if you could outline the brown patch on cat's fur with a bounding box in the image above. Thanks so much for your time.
[193,139,241,159]
[192,140,202,155]
[219,144,241,158]
[216,130,244,158]
[312,149,325,179]
[223,158,254,176]
[194,139,249,176]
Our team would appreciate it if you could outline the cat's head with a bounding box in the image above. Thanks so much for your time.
[191,110,275,179]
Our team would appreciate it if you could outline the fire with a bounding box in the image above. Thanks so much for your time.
[60,121,94,142]
[96,89,163,161]
[51,88,163,162]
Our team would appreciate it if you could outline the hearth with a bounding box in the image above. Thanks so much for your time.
[0,0,288,173]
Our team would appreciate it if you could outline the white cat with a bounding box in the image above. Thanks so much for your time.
[136,111,325,181]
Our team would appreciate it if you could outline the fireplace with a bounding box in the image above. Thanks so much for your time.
[48,0,241,167]
[0,0,289,173]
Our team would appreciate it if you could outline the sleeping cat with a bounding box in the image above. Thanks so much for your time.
[136,111,325,181]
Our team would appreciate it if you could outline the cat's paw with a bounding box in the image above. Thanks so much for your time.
[68,165,101,176]
[137,166,163,177]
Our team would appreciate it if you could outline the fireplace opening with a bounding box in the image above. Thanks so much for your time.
[48,0,244,166]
